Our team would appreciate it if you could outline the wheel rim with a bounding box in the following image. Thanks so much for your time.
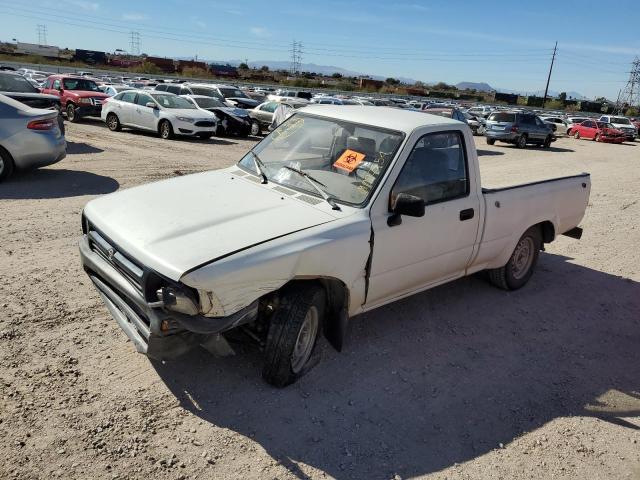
[107,115,117,130]
[161,123,169,138]
[67,105,74,121]
[511,236,535,280]
[251,121,259,135]
[518,136,526,148]
[291,306,319,374]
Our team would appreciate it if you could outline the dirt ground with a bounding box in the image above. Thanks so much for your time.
[1,120,639,480]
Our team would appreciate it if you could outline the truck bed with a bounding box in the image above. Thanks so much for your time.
[471,173,591,271]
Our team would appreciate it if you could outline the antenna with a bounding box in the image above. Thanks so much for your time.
[37,24,47,45]
[129,31,141,56]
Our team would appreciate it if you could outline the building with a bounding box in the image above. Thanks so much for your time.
[74,49,107,65]
[524,96,544,107]
[209,64,238,78]
[494,92,519,105]
[358,78,384,90]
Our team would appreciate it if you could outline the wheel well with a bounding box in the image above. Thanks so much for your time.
[278,278,349,352]
[536,221,555,243]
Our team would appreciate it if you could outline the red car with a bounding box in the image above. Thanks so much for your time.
[631,118,640,130]
[570,120,626,143]
[41,75,109,122]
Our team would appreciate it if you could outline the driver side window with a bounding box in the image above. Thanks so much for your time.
[53,79,61,89]
[392,131,469,205]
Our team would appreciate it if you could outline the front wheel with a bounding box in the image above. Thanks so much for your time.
[543,135,552,148]
[159,120,174,140]
[486,138,496,145]
[574,131,580,140]
[488,226,542,290]
[106,113,121,132]
[262,284,326,387]
[250,120,261,136]
[594,133,600,142]
[66,103,79,123]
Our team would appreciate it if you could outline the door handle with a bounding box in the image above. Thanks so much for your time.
[459,208,474,221]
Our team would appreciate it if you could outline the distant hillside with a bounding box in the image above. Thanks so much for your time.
[456,81,494,92]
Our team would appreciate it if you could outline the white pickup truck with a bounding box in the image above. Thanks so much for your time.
[79,106,590,387]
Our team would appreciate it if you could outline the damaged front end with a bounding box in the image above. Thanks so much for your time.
[79,222,259,360]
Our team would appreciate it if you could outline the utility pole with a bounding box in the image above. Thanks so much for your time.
[129,31,140,56]
[542,41,557,109]
[289,40,303,75]
[615,57,640,114]
[37,24,47,45]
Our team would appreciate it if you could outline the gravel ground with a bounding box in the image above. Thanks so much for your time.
[1,120,639,480]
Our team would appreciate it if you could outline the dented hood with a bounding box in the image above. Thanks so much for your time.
[83,169,336,280]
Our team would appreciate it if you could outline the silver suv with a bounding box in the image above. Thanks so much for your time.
[485,111,555,148]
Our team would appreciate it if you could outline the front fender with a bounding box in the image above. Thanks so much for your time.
[179,214,372,317]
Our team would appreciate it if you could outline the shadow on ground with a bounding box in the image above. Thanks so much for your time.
[477,149,505,156]
[0,168,119,199]
[119,128,245,146]
[67,141,104,155]
[153,253,640,479]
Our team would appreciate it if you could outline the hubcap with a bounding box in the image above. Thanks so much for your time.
[162,124,169,137]
[108,116,117,129]
[251,122,259,135]
[291,306,319,373]
[511,236,535,280]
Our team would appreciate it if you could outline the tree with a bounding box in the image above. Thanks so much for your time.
[435,81,454,90]
[238,62,249,70]
[559,92,567,102]
[260,65,269,72]
[332,72,343,79]
[385,77,400,86]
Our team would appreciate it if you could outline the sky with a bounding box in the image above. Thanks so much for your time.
[0,0,638,99]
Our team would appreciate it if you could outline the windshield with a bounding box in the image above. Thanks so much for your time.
[194,97,226,109]
[189,87,224,100]
[219,87,248,98]
[488,112,516,122]
[62,78,100,91]
[151,94,196,109]
[0,73,38,93]
[597,122,614,129]
[611,117,631,125]
[238,114,404,206]
[428,110,453,118]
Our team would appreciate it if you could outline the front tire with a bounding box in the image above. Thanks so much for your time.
[594,133,600,142]
[543,135,552,148]
[0,147,15,182]
[106,113,121,132]
[486,138,496,145]
[250,120,261,136]
[488,226,542,290]
[159,120,174,140]
[574,131,580,140]
[262,284,326,388]
[66,103,79,123]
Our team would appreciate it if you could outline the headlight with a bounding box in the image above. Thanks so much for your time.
[78,98,92,105]
[156,287,199,316]
[176,116,195,123]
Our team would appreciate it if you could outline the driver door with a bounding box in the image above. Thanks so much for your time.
[365,130,481,309]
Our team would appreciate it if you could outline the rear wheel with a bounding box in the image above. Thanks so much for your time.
[574,131,580,140]
[594,133,600,142]
[488,226,542,290]
[106,113,121,132]
[66,103,79,123]
[250,120,261,136]
[159,120,174,139]
[262,284,326,387]
[0,147,15,182]
[543,135,552,148]
[486,138,496,145]
[516,134,527,149]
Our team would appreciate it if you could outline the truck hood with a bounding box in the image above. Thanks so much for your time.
[83,169,336,281]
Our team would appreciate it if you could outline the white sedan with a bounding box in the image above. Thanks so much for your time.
[101,90,218,139]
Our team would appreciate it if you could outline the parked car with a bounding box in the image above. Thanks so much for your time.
[485,111,555,148]
[467,105,493,117]
[79,105,590,386]
[249,99,308,135]
[598,115,637,141]
[463,111,485,135]
[423,107,468,123]
[565,117,590,135]
[0,94,66,182]
[41,75,109,122]
[100,84,134,97]
[101,90,217,139]
[630,118,640,130]
[180,95,252,136]
[570,120,626,143]
[539,116,565,133]
[0,70,64,133]
[350,98,375,106]
[311,97,345,105]
[268,90,313,102]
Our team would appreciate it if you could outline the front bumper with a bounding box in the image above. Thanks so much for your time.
[485,130,517,141]
[79,234,256,359]
[75,105,102,118]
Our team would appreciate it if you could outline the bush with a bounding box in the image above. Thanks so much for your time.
[129,61,162,74]
[181,66,210,78]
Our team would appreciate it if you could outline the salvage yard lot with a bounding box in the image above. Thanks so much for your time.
[1,120,639,480]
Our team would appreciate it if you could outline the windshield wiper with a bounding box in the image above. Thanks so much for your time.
[282,166,341,211]
[249,151,268,184]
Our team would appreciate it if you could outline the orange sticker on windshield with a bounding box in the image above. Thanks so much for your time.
[334,149,366,172]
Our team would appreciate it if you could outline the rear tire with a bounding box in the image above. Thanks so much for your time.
[0,147,15,182]
[262,284,326,388]
[486,138,496,145]
[159,120,174,140]
[543,135,552,148]
[106,113,121,132]
[516,134,527,149]
[488,226,542,291]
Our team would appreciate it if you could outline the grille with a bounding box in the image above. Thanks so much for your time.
[231,169,247,176]
[87,226,144,292]
[296,195,323,205]
[273,186,296,196]
[195,121,215,127]
[92,98,103,106]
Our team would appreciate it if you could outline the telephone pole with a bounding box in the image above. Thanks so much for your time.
[542,41,557,109]
[37,24,47,45]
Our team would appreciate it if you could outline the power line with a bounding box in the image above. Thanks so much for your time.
[36,24,47,45]
[129,31,140,55]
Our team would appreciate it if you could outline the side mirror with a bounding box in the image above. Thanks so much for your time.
[388,193,425,226]
[146,102,157,109]
[58,87,64,94]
